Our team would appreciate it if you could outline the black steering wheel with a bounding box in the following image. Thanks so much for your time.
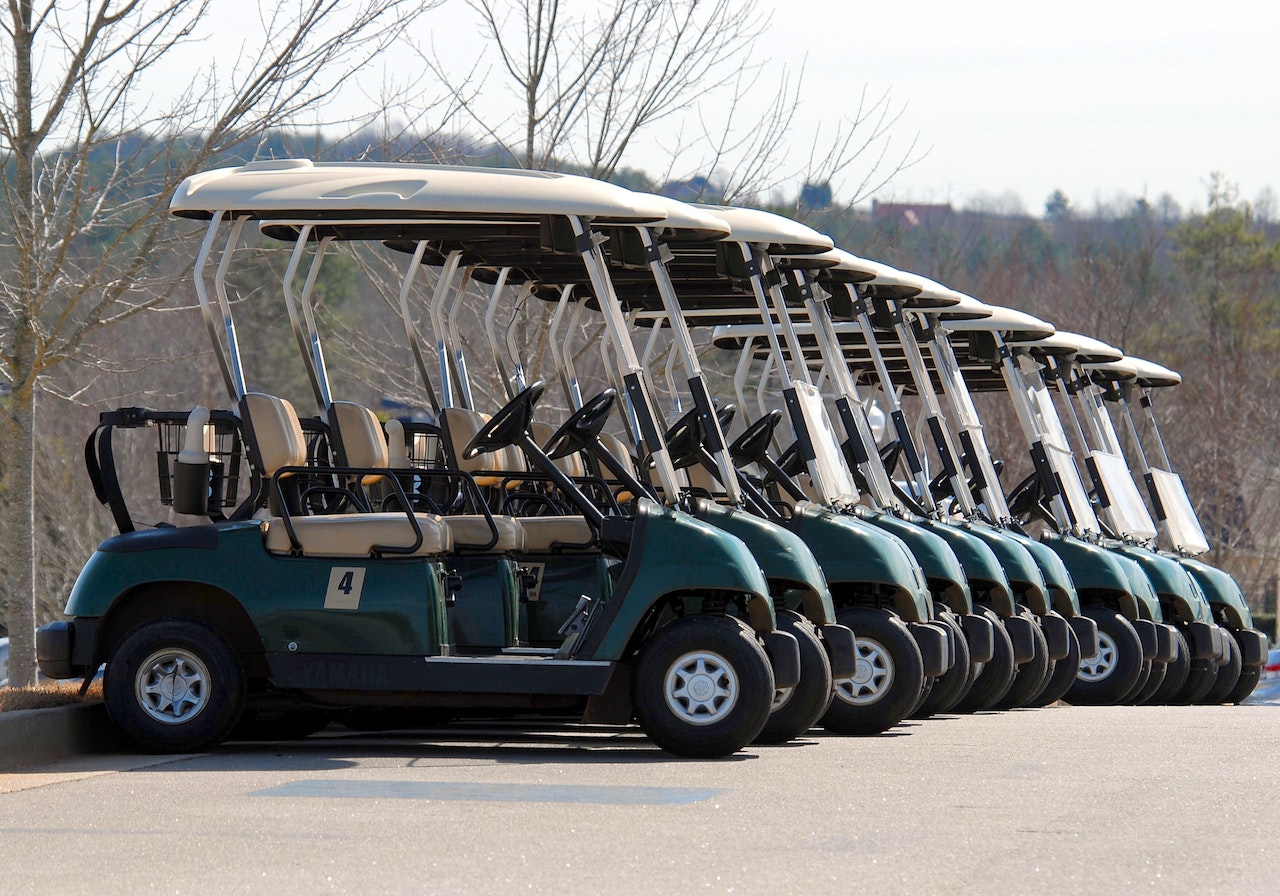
[663,407,704,470]
[729,410,783,465]
[1006,471,1043,519]
[878,438,904,478]
[543,389,617,460]
[716,403,736,432]
[463,381,545,459]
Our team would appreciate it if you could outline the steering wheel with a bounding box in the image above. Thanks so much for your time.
[775,439,806,478]
[878,438,904,478]
[663,407,704,469]
[543,389,617,460]
[929,467,956,502]
[463,381,545,459]
[729,410,783,465]
[716,403,736,432]
[1005,472,1043,519]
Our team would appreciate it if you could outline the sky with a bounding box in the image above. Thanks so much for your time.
[190,0,1280,217]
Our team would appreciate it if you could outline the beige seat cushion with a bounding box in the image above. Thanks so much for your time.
[440,514,527,552]
[519,516,597,552]
[264,513,453,557]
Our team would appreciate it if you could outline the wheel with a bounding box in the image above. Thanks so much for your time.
[1197,636,1242,705]
[913,608,973,717]
[103,618,245,752]
[821,607,924,735]
[994,608,1051,710]
[230,708,332,741]
[953,608,1017,713]
[1119,660,1153,704]
[1027,627,1081,707]
[1226,663,1263,704]
[1132,660,1168,705]
[754,610,833,744]
[632,615,774,758]
[1064,607,1143,705]
[1172,658,1218,704]
[1148,628,1191,704]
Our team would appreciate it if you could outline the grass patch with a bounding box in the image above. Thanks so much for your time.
[0,680,104,713]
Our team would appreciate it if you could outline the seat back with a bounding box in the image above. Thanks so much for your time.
[530,421,586,478]
[241,393,307,476]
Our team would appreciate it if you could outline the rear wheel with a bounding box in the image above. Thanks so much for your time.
[822,608,923,735]
[1148,629,1191,704]
[1119,660,1153,704]
[953,608,1016,713]
[1173,658,1218,704]
[633,615,774,758]
[754,610,833,744]
[1227,663,1263,704]
[1132,661,1168,705]
[1065,608,1143,705]
[104,618,245,752]
[1197,637,1242,705]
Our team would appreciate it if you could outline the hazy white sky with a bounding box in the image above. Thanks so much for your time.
[195,0,1279,216]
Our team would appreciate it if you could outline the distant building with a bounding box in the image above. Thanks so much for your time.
[871,200,954,228]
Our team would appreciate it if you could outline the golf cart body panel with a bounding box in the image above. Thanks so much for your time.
[859,511,973,614]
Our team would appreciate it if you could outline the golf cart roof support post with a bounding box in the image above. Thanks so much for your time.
[740,244,794,390]
[892,311,975,518]
[482,267,516,402]
[757,251,814,388]
[851,288,937,513]
[211,216,252,402]
[994,341,1078,534]
[565,298,591,408]
[568,213,683,503]
[503,282,534,394]
[1054,354,1112,454]
[193,212,244,401]
[636,226,742,503]
[1045,355,1097,458]
[797,274,895,510]
[597,321,639,444]
[548,283,583,411]
[427,249,464,410]
[395,239,442,416]
[281,227,334,411]
[926,324,1012,522]
[445,266,477,410]
[756,351,776,421]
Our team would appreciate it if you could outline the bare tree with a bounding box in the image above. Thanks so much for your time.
[0,0,436,687]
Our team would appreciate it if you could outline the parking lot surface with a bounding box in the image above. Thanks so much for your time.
[1,704,1276,895]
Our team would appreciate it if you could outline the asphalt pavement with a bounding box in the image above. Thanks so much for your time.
[0,704,1276,895]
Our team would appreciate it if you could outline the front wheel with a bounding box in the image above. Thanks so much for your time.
[914,608,973,717]
[104,619,245,752]
[953,608,1016,713]
[1027,627,1080,707]
[1064,607,1143,705]
[994,607,1051,710]
[633,615,774,758]
[821,608,924,735]
[754,610,833,744]
[1197,636,1242,705]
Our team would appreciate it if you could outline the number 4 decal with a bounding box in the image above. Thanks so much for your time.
[325,567,366,610]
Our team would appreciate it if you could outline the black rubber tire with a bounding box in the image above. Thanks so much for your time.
[1132,660,1168,705]
[1227,663,1263,704]
[104,618,245,753]
[994,608,1051,710]
[953,608,1017,713]
[1119,660,1154,704]
[754,610,833,744]
[1027,627,1081,707]
[632,615,774,758]
[231,709,332,741]
[821,608,924,735]
[913,608,972,717]
[1148,628,1191,704]
[1173,658,1219,704]
[1198,636,1242,705]
[1064,607,1144,705]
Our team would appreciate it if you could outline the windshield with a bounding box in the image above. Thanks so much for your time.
[793,381,860,507]
[1017,356,1101,533]
[1088,450,1158,540]
[1148,467,1211,554]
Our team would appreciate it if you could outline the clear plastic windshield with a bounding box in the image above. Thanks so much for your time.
[1088,450,1158,540]
[1018,356,1100,533]
[793,381,860,507]
[1148,467,1211,555]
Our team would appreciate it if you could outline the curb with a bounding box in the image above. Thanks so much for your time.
[0,703,126,770]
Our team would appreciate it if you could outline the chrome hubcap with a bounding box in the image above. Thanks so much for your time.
[834,637,894,706]
[135,648,210,725]
[1078,631,1118,682]
[663,651,739,726]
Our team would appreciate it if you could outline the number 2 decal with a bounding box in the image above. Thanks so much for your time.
[325,567,366,610]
